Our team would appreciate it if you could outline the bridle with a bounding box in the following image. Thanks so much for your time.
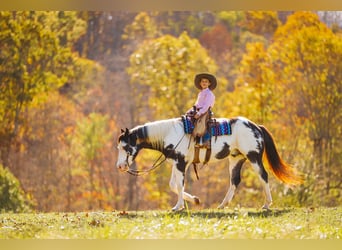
[124,133,186,177]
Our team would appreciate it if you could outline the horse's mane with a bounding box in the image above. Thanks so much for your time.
[132,118,180,150]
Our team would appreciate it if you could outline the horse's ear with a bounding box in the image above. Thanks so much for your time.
[125,128,129,134]
[121,129,125,133]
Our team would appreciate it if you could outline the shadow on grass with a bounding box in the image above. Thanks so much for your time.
[169,208,293,219]
[113,208,293,220]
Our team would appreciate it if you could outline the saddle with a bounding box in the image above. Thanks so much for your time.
[182,109,232,180]
[192,110,210,138]
[186,107,215,180]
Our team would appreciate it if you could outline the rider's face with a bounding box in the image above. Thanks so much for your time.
[200,78,211,89]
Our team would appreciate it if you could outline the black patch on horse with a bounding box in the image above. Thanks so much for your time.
[232,159,246,187]
[247,151,268,183]
[230,118,238,126]
[243,121,262,139]
[123,144,133,155]
[136,126,148,139]
[163,144,187,173]
[118,131,128,144]
[118,129,138,146]
[242,121,264,152]
[215,143,230,159]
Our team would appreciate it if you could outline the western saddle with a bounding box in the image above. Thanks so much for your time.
[187,106,214,179]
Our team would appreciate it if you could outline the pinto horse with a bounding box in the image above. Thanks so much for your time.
[116,116,303,211]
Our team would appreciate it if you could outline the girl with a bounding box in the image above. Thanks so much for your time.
[187,73,217,119]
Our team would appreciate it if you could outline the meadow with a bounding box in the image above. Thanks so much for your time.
[0,207,341,239]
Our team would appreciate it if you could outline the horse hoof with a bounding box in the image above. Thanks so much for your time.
[172,206,185,212]
[194,197,200,205]
[261,205,271,210]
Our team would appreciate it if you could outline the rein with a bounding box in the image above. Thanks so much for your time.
[126,133,186,177]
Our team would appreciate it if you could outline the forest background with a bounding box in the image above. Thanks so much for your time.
[0,11,341,212]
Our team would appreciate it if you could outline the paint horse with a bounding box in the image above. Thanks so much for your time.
[116,116,303,211]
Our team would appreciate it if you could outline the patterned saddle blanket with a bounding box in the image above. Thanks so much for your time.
[181,115,232,139]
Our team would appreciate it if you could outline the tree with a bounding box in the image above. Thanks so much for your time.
[122,12,159,44]
[270,11,342,205]
[68,113,112,210]
[241,11,280,39]
[17,88,95,211]
[0,11,86,168]
[127,31,218,119]
[234,42,283,124]
[199,23,233,58]
[153,11,213,38]
[0,164,33,212]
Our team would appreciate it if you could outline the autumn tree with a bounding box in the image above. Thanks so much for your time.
[0,11,86,169]
[68,113,112,210]
[233,42,282,124]
[241,11,280,39]
[270,11,342,205]
[128,31,218,119]
[15,91,84,211]
[199,23,233,58]
[152,11,213,38]
[0,164,33,212]
[75,11,130,59]
[122,12,160,45]
[214,11,269,92]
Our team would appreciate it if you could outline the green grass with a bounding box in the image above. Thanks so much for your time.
[0,207,341,239]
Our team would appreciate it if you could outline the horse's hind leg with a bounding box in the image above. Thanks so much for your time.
[247,151,273,209]
[169,164,200,211]
[218,154,246,209]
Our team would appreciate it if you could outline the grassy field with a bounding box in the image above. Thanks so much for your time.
[0,207,341,239]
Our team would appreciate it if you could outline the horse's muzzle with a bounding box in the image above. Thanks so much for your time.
[117,163,129,173]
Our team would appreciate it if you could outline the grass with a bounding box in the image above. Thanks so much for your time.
[0,207,341,239]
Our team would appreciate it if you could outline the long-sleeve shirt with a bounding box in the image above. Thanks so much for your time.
[193,88,215,116]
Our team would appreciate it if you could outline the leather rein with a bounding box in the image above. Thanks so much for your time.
[126,133,186,177]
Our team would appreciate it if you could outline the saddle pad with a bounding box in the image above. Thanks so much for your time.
[210,119,232,136]
[181,115,232,136]
[182,115,195,134]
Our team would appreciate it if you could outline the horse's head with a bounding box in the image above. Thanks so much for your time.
[116,128,140,172]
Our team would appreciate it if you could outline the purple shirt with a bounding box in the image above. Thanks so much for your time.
[194,88,215,116]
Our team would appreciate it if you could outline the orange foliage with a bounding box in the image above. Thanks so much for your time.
[199,23,232,57]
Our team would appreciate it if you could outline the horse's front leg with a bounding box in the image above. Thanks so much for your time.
[169,163,200,211]
[169,164,185,211]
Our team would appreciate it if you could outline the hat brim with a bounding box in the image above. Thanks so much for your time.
[194,73,217,90]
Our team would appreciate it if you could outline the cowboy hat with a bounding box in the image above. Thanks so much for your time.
[194,73,217,90]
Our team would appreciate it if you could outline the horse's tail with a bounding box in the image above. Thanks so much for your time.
[259,125,303,185]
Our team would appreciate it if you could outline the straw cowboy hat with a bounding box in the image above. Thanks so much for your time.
[194,73,217,90]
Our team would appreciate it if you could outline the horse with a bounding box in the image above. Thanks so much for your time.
[116,116,303,211]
